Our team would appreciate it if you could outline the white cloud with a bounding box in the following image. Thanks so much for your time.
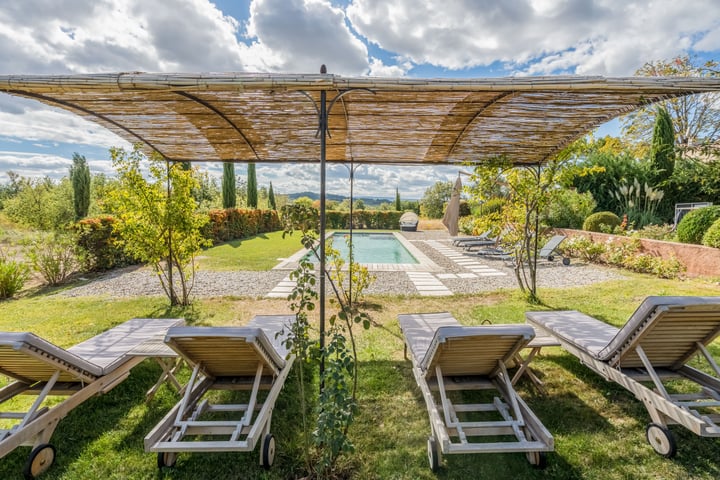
[368,57,410,76]
[346,0,720,75]
[0,98,129,148]
[245,0,370,75]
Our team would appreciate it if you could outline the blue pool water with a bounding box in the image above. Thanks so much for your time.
[307,232,418,264]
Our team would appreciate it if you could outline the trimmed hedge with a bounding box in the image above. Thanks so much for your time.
[74,209,282,269]
[205,208,282,243]
[324,210,403,229]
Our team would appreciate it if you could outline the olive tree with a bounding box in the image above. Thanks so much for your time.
[107,145,210,306]
[467,152,576,303]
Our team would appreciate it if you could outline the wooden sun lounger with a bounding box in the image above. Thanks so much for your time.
[0,317,184,479]
[144,315,295,470]
[398,312,553,471]
[526,296,720,457]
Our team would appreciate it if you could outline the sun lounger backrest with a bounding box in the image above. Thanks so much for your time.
[539,235,565,257]
[165,326,286,378]
[598,296,720,368]
[421,325,534,378]
[0,332,103,383]
[398,312,460,364]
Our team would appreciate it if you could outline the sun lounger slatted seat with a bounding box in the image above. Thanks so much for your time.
[398,312,553,471]
[0,317,184,479]
[143,315,295,470]
[526,296,720,457]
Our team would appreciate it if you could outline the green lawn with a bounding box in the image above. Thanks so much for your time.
[197,231,306,271]
[1,274,719,479]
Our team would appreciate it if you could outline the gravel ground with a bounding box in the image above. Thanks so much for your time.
[57,232,626,299]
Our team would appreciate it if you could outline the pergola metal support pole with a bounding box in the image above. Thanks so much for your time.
[319,67,328,383]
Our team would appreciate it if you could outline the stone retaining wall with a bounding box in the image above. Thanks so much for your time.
[555,228,720,277]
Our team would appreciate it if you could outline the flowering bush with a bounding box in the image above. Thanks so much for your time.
[560,235,685,279]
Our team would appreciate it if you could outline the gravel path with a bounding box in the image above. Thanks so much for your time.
[57,232,626,299]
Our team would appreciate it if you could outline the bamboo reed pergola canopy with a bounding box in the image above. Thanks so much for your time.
[1,72,720,165]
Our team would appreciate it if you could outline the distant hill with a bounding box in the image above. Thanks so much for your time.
[287,191,402,207]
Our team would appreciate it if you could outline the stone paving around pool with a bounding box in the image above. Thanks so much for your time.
[262,233,624,298]
[59,231,626,299]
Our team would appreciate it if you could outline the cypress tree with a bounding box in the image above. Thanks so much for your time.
[650,106,676,185]
[69,152,90,220]
[268,181,277,210]
[395,187,401,211]
[247,163,258,208]
[222,162,236,208]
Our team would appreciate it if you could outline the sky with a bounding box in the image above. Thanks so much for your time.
[0,0,719,199]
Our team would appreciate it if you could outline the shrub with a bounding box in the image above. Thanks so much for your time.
[0,251,29,299]
[677,206,720,244]
[543,189,596,229]
[72,216,136,271]
[632,224,675,241]
[582,211,621,232]
[560,236,606,262]
[702,218,720,248]
[25,233,84,286]
[458,200,472,217]
[476,197,506,216]
[560,235,684,279]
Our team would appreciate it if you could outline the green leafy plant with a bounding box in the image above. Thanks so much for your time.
[25,232,84,286]
[561,235,684,279]
[611,178,664,228]
[632,224,675,241]
[107,145,211,306]
[280,203,374,477]
[583,211,621,232]
[702,218,720,248]
[72,216,137,271]
[70,153,91,220]
[468,152,578,303]
[0,249,29,299]
[560,236,606,262]
[676,205,720,244]
[543,189,596,229]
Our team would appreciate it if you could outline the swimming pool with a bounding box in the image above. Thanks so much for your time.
[307,232,419,264]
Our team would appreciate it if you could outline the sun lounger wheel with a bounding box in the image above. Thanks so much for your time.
[646,423,677,458]
[261,433,276,470]
[525,451,547,469]
[562,257,570,265]
[427,436,440,471]
[157,452,177,469]
[23,443,56,480]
